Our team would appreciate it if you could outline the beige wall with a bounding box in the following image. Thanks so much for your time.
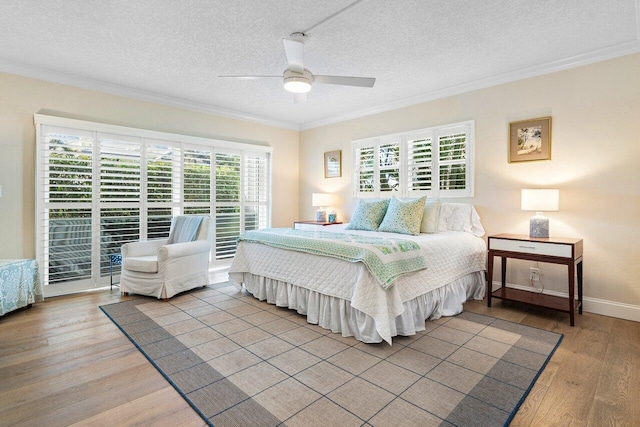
[300,53,640,313]
[2,53,639,315]
[0,72,299,259]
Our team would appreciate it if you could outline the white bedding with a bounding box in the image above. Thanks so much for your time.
[229,224,487,344]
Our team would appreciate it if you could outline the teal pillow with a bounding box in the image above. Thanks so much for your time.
[346,199,390,231]
[378,196,427,235]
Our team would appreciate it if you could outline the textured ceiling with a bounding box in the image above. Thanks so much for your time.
[0,0,639,129]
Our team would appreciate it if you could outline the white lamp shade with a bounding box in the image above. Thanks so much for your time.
[521,189,559,212]
[312,193,333,207]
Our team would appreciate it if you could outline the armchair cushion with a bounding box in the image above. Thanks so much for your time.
[123,256,158,273]
[121,239,168,257]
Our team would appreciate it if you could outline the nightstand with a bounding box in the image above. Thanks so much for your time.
[294,221,343,230]
[486,233,583,326]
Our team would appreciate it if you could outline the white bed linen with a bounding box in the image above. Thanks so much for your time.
[229,226,487,344]
[239,272,484,343]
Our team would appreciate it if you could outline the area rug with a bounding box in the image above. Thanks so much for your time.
[100,283,562,427]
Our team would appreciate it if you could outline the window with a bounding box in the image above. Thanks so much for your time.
[36,115,271,296]
[353,121,474,198]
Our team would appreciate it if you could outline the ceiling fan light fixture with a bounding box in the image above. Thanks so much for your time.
[284,79,311,93]
[283,69,313,93]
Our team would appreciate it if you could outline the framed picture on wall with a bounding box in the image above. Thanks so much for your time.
[324,150,342,178]
[509,117,552,163]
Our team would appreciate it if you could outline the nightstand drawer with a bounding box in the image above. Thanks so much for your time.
[294,221,343,230]
[295,223,322,230]
[489,238,572,258]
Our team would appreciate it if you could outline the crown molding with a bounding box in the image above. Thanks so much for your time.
[0,60,300,131]
[299,38,640,131]
[2,34,639,133]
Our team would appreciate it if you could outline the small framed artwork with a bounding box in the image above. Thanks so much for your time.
[509,117,552,163]
[324,150,342,178]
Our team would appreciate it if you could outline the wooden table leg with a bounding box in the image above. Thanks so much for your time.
[568,261,575,326]
[577,260,583,314]
[487,251,494,307]
[501,257,507,298]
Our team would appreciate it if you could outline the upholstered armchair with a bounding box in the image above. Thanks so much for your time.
[120,215,213,299]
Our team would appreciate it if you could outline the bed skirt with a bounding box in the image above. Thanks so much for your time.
[232,271,485,344]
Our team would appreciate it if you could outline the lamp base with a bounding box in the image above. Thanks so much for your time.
[529,216,549,238]
[316,209,327,222]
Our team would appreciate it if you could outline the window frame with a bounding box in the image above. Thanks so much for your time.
[352,120,474,199]
[35,114,272,296]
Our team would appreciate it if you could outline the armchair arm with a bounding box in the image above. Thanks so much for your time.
[122,239,169,258]
[157,240,211,263]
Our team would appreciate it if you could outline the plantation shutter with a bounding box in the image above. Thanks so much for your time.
[98,133,142,279]
[378,136,401,195]
[352,120,474,199]
[146,140,181,239]
[38,126,95,290]
[353,143,376,198]
[183,146,212,216]
[214,149,241,260]
[243,152,269,231]
[406,130,434,197]
[36,115,272,295]
[437,123,472,197]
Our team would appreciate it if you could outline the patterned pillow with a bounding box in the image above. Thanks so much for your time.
[378,196,427,235]
[346,199,390,231]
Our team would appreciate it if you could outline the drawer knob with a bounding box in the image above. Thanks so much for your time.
[519,245,537,249]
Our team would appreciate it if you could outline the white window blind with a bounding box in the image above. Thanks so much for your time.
[35,115,272,296]
[244,152,269,231]
[356,145,375,194]
[40,127,94,288]
[98,133,142,278]
[407,130,433,197]
[378,137,401,194]
[184,146,212,217]
[146,140,181,239]
[214,149,241,260]
[353,121,474,198]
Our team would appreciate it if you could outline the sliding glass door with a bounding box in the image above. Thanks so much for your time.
[36,115,271,296]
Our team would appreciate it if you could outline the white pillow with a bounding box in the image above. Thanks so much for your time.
[420,199,442,234]
[438,202,485,237]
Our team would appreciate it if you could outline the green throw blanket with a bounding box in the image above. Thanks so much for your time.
[238,228,428,290]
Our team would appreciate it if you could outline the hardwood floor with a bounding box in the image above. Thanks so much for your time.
[1,290,638,426]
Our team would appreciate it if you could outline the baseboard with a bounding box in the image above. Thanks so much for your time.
[491,281,640,323]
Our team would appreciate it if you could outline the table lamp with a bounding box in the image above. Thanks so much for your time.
[521,189,559,238]
[312,193,333,222]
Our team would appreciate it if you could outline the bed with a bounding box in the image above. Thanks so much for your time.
[229,201,487,344]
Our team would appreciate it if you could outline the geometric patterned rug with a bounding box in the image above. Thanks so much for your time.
[100,282,562,427]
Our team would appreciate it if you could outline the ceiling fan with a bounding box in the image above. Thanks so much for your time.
[220,32,376,103]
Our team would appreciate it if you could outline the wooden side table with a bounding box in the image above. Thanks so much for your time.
[294,221,343,230]
[486,233,583,326]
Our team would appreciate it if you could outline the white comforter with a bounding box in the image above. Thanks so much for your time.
[229,225,487,342]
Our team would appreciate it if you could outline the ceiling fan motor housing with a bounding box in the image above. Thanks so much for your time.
[283,69,313,93]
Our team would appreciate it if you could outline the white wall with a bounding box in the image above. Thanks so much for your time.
[299,53,640,318]
[0,72,299,259]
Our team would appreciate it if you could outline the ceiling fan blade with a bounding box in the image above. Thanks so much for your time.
[293,92,307,104]
[314,75,376,88]
[219,75,280,80]
[283,38,305,73]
